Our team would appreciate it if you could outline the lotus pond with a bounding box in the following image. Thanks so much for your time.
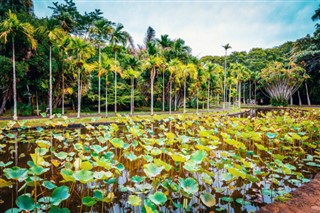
[0,109,320,213]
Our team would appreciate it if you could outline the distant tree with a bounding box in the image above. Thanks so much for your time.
[222,43,232,108]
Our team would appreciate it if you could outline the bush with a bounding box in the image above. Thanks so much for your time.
[17,104,33,116]
[270,98,288,106]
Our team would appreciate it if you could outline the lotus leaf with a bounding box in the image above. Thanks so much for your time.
[16,195,35,211]
[111,138,124,148]
[4,167,28,181]
[52,186,70,206]
[200,192,216,207]
[221,196,233,203]
[73,170,94,183]
[179,177,199,194]
[82,196,96,207]
[128,195,142,206]
[49,206,70,213]
[143,163,163,178]
[190,150,207,163]
[148,191,167,206]
[42,180,57,190]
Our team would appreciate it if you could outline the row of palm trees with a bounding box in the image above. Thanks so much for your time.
[0,10,253,120]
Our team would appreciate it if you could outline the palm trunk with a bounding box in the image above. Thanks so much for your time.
[151,67,155,115]
[223,50,227,109]
[114,53,117,113]
[12,38,17,121]
[290,95,293,105]
[207,80,210,112]
[254,82,257,104]
[196,88,199,114]
[98,47,101,114]
[49,45,53,119]
[36,91,39,116]
[229,85,231,106]
[169,81,172,114]
[62,58,65,115]
[105,75,108,116]
[243,82,246,105]
[305,82,311,106]
[131,77,134,115]
[77,66,81,118]
[174,91,177,111]
[183,78,186,113]
[298,91,302,106]
[162,72,165,112]
[249,81,252,103]
[238,81,241,108]
[0,91,9,115]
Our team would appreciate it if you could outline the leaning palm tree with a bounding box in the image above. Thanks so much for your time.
[37,18,64,119]
[0,10,37,120]
[109,23,128,113]
[68,37,95,118]
[222,43,232,109]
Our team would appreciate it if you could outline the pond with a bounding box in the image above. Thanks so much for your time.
[0,109,319,213]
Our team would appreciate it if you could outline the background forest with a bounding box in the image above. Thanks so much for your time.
[0,0,319,118]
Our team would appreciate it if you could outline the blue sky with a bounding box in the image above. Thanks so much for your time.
[33,0,319,57]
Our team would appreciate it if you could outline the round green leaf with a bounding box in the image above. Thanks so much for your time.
[52,186,70,205]
[148,191,167,206]
[82,196,97,207]
[16,195,35,211]
[200,192,216,207]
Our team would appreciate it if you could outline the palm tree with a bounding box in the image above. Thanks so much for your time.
[157,34,173,112]
[222,43,232,109]
[0,10,37,120]
[56,35,71,115]
[123,55,141,115]
[68,37,95,118]
[109,23,128,113]
[168,59,181,114]
[37,18,64,119]
[89,19,113,114]
[179,63,197,113]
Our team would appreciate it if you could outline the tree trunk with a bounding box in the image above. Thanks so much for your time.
[238,81,241,108]
[305,82,311,106]
[298,91,302,106]
[290,95,293,105]
[62,58,65,115]
[207,80,210,112]
[151,67,155,115]
[243,82,246,105]
[249,81,252,103]
[77,67,81,118]
[217,94,219,106]
[114,53,117,113]
[254,82,257,105]
[229,85,231,107]
[49,45,53,119]
[36,90,39,116]
[183,79,186,113]
[162,72,165,112]
[131,77,134,115]
[223,50,227,109]
[174,91,177,111]
[105,76,108,117]
[0,91,9,115]
[98,47,101,114]
[12,38,17,121]
[196,88,199,114]
[169,81,172,114]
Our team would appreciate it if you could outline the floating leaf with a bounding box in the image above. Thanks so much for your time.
[200,192,216,207]
[128,195,142,206]
[148,191,167,206]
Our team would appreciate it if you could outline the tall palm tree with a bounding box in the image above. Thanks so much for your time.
[56,35,71,115]
[222,43,232,109]
[123,55,141,115]
[68,37,95,118]
[157,34,173,111]
[0,10,37,120]
[37,18,64,119]
[109,23,127,113]
[179,63,197,113]
[89,19,113,114]
[168,59,181,114]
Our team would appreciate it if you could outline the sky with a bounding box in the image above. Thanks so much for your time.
[33,0,319,57]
